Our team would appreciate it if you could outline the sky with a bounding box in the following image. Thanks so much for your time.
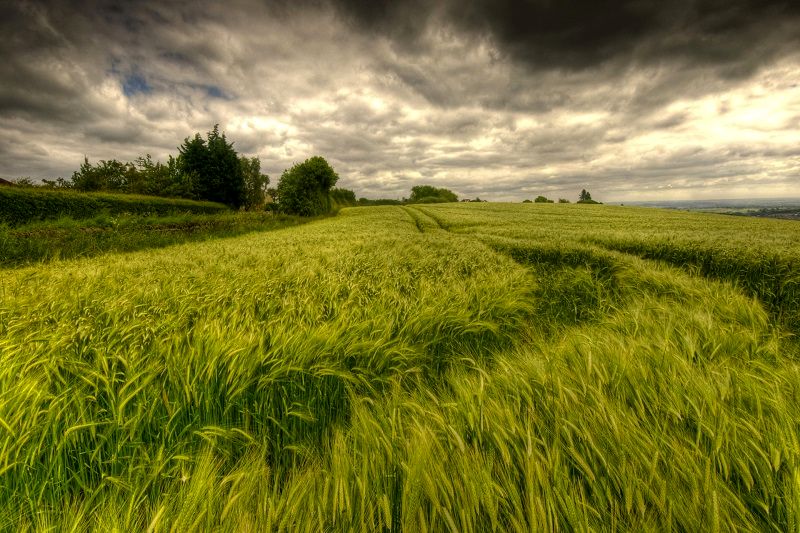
[1,0,798,202]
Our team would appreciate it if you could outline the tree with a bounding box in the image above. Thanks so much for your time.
[41,177,72,189]
[329,187,357,208]
[409,185,458,203]
[138,155,195,199]
[558,198,570,203]
[71,158,131,192]
[276,156,339,216]
[178,125,245,208]
[239,156,269,210]
[534,195,554,203]
[265,187,279,212]
[578,189,600,204]
[11,177,35,187]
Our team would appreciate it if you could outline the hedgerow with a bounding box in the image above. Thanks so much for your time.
[0,187,227,225]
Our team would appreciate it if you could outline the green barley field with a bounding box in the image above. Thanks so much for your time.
[2,203,799,531]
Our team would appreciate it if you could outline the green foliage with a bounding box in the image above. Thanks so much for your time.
[40,177,73,188]
[2,203,800,530]
[409,185,458,203]
[276,156,339,216]
[558,198,570,203]
[357,197,403,206]
[10,177,36,187]
[534,195,553,203]
[239,156,269,210]
[62,155,194,198]
[70,157,133,192]
[178,125,246,208]
[0,186,227,226]
[0,211,305,268]
[522,199,532,203]
[22,129,266,210]
[134,154,195,198]
[329,187,357,209]
[578,189,599,203]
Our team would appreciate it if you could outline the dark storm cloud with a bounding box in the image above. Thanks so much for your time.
[328,0,800,71]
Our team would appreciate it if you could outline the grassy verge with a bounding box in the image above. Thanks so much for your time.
[0,211,307,268]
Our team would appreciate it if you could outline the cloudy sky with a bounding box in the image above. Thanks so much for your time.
[1,0,799,201]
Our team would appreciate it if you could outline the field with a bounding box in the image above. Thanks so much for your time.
[1,203,799,531]
[0,211,307,268]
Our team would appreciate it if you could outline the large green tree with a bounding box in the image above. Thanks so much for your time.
[276,156,339,216]
[178,125,245,208]
[409,185,458,203]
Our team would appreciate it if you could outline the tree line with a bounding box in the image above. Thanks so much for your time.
[17,126,352,216]
[522,190,599,204]
[8,125,600,214]
[24,126,269,210]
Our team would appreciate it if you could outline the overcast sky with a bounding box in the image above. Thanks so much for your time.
[1,0,798,201]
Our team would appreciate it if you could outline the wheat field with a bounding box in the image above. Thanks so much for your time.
[1,203,799,531]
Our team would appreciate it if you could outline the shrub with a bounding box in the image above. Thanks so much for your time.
[0,187,228,226]
[330,188,357,209]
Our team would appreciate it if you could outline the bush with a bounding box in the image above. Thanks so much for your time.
[276,156,339,216]
[0,187,228,226]
[534,196,554,203]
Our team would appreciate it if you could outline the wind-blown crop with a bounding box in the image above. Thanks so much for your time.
[1,203,798,531]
